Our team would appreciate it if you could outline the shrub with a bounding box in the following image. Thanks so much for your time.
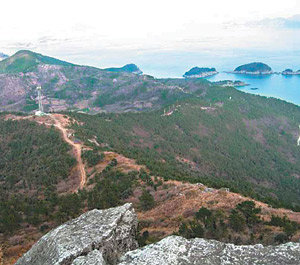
[139,189,155,211]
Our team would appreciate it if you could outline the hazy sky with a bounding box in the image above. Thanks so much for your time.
[1,0,300,72]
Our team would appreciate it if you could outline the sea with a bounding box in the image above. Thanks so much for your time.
[206,72,300,106]
[77,49,300,106]
[134,50,300,106]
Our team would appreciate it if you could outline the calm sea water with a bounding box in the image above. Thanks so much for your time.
[126,50,300,106]
[81,49,300,106]
[131,50,300,106]
[206,73,300,106]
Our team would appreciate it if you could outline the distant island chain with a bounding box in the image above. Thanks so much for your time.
[183,62,300,78]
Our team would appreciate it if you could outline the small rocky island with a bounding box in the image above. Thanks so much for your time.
[233,62,273,75]
[282,69,300,75]
[213,80,248,87]
[183,67,218,78]
[105,64,143,75]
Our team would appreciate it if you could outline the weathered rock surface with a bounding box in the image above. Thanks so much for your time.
[119,236,300,265]
[15,203,138,265]
[16,204,300,265]
[72,250,106,265]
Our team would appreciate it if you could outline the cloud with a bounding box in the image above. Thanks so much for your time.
[247,14,300,29]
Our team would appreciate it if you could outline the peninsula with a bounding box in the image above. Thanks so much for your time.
[105,64,143,75]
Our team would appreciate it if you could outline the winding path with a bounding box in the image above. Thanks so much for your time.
[32,115,87,191]
[50,115,87,190]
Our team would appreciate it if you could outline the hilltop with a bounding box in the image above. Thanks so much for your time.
[234,62,272,74]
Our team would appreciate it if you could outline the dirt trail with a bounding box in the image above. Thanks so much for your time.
[50,115,86,190]
[6,113,87,191]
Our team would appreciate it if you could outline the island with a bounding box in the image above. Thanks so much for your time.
[213,80,248,87]
[105,64,143,75]
[183,67,218,78]
[0,52,8,61]
[282,69,300,75]
[232,62,273,75]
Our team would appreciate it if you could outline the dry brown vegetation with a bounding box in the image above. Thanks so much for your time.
[132,180,300,242]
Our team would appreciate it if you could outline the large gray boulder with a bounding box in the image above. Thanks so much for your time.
[72,250,106,265]
[119,235,300,265]
[15,203,138,265]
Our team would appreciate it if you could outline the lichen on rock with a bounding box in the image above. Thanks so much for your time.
[15,203,138,265]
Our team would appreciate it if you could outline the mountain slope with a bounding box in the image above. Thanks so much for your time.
[70,86,300,210]
[0,50,188,113]
[1,109,300,264]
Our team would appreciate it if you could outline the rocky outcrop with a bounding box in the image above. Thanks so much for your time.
[119,236,300,265]
[15,203,138,265]
[16,204,300,265]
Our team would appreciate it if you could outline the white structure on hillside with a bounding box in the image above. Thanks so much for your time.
[35,86,45,116]
[297,125,300,146]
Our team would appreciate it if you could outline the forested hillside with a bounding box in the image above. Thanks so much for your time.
[0,118,75,190]
[0,116,76,233]
[70,85,300,210]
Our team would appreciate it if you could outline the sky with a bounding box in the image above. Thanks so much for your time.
[1,0,300,76]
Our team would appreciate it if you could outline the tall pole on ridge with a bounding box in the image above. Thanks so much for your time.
[37,86,43,113]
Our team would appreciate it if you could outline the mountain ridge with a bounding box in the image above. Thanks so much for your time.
[0,50,187,113]
[0,50,75,73]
